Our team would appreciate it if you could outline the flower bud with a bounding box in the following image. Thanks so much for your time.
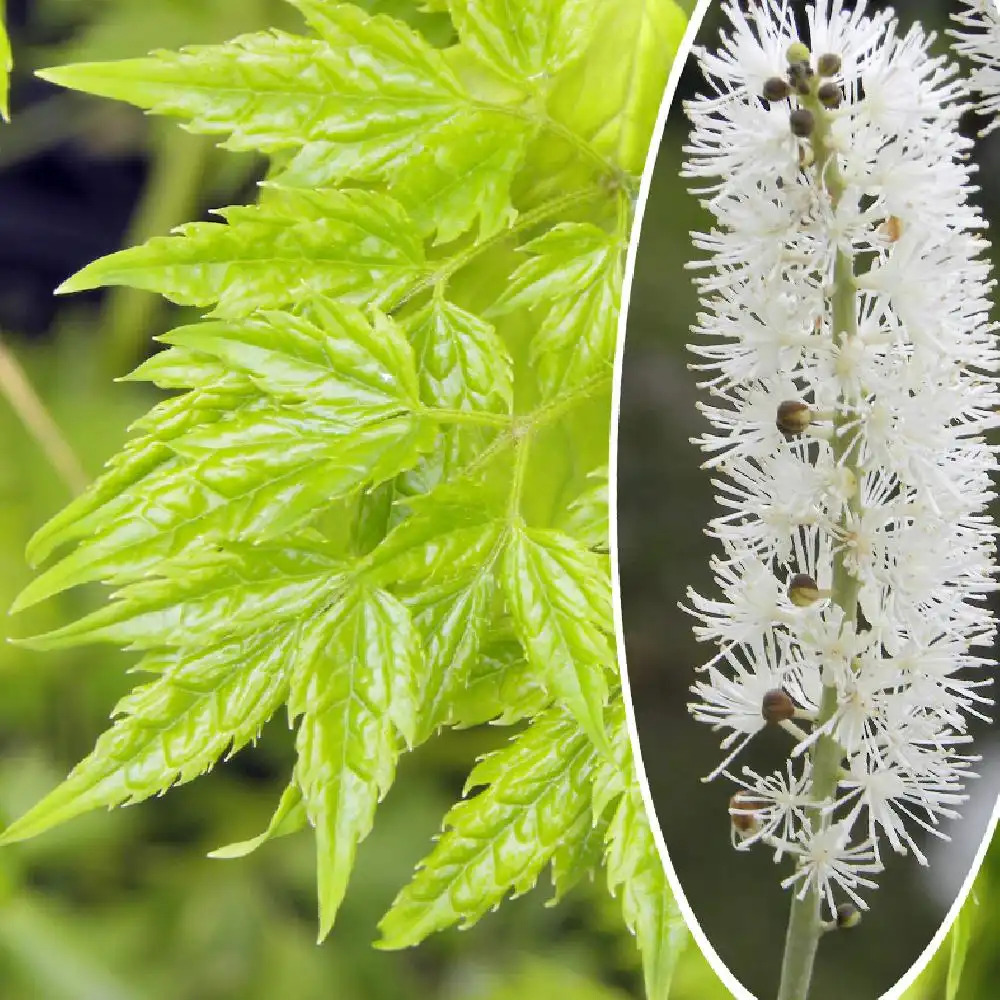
[817,52,842,76]
[787,61,814,95]
[761,689,796,724]
[788,573,822,607]
[776,399,811,434]
[818,82,842,108]
[729,792,766,838]
[790,108,815,138]
[763,76,791,102]
[836,903,862,929]
[786,41,811,65]
[882,215,904,242]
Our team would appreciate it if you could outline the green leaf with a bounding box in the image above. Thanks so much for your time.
[502,525,613,754]
[15,409,433,609]
[392,109,532,243]
[596,702,688,1000]
[449,632,550,729]
[558,465,609,551]
[16,302,436,609]
[208,781,308,859]
[0,625,297,845]
[548,0,686,173]
[57,188,426,317]
[158,305,422,418]
[291,584,424,938]
[375,708,599,948]
[0,1,11,123]
[18,540,342,651]
[492,223,622,396]
[39,5,532,245]
[946,898,976,1000]
[448,0,598,86]
[365,504,507,739]
[38,11,465,160]
[404,293,512,484]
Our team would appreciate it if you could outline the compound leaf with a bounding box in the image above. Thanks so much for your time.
[291,583,424,938]
[375,707,599,948]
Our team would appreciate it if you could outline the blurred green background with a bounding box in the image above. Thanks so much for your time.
[620,0,1000,998]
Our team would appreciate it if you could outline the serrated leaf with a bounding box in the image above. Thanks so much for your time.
[58,187,426,317]
[0,625,298,845]
[375,708,599,948]
[403,293,512,484]
[450,633,550,729]
[492,223,621,396]
[558,466,609,551]
[548,0,686,173]
[159,305,421,418]
[448,0,598,86]
[391,109,532,243]
[364,505,506,740]
[38,13,465,161]
[15,411,433,609]
[291,584,424,938]
[208,780,307,859]
[502,525,613,754]
[605,784,687,1000]
[25,383,254,567]
[19,540,342,651]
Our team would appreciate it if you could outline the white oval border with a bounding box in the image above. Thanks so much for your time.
[608,1,1000,997]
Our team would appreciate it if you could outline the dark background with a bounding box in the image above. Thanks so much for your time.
[620,1,1000,998]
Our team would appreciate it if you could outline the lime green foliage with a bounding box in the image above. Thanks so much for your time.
[0,0,11,121]
[7,0,688,993]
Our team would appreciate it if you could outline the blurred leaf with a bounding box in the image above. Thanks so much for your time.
[946,895,976,1000]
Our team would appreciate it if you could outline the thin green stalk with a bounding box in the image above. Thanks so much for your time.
[776,70,860,1000]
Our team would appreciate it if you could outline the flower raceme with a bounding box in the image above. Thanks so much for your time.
[683,0,999,933]
[952,0,1000,133]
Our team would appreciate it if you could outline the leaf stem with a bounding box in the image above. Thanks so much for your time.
[424,406,512,429]
[388,187,603,315]
[776,78,858,1000]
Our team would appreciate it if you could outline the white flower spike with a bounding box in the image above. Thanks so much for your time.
[952,0,1000,134]
[681,1,998,996]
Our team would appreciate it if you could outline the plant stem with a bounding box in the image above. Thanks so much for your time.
[776,75,859,1000]
[0,336,88,495]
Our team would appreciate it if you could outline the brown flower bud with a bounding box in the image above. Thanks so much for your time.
[818,82,842,108]
[763,76,791,102]
[883,215,904,242]
[729,792,766,838]
[762,689,796,724]
[817,52,842,77]
[788,573,822,607]
[776,399,811,435]
[790,108,815,138]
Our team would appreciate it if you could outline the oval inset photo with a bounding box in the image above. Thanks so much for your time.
[618,1,1000,998]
